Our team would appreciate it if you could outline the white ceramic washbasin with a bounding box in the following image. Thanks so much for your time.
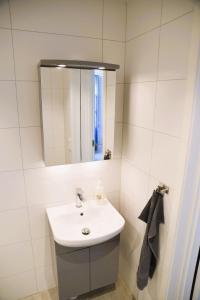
[46,199,125,247]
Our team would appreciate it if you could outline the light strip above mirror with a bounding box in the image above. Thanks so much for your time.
[39,59,120,71]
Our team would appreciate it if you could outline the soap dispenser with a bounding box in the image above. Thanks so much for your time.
[95,180,105,202]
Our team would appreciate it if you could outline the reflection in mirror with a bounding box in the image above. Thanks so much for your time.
[40,65,118,166]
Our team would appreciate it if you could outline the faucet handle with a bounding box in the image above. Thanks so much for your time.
[75,188,84,208]
[76,187,84,200]
[76,187,83,195]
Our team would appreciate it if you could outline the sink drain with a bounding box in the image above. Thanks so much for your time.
[81,227,90,235]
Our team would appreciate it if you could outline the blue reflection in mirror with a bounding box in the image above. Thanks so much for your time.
[94,70,103,161]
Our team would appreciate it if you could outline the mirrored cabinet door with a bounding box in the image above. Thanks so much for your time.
[40,64,118,166]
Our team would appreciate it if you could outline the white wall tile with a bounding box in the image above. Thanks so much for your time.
[0,128,22,171]
[115,84,124,122]
[162,0,194,24]
[119,245,139,296]
[155,80,186,137]
[125,29,159,83]
[0,1,125,297]
[124,82,156,129]
[121,160,149,217]
[123,125,153,173]
[36,265,56,292]
[158,13,193,80]
[17,81,41,127]
[0,171,26,212]
[121,0,194,297]
[81,160,121,194]
[0,81,18,128]
[32,237,52,268]
[120,192,138,229]
[0,209,31,245]
[0,0,11,28]
[10,0,102,38]
[103,40,125,83]
[24,167,75,206]
[13,30,102,81]
[28,203,52,239]
[0,270,37,300]
[0,242,34,278]
[150,133,182,186]
[126,0,162,40]
[103,0,126,41]
[0,29,15,80]
[114,122,123,158]
[107,85,116,121]
[120,193,145,260]
[106,120,115,152]
[20,127,44,169]
[106,190,120,210]
[28,202,68,240]
[25,160,121,205]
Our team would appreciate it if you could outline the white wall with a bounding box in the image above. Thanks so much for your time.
[0,1,125,299]
[1,1,198,299]
[193,261,200,300]
[120,0,195,299]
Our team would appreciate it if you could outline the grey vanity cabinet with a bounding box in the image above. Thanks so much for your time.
[55,235,120,300]
[56,248,90,300]
[90,236,119,290]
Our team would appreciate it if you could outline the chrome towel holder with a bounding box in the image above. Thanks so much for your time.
[156,184,169,195]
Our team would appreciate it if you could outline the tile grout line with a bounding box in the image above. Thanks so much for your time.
[147,0,164,186]
[119,0,128,215]
[0,125,41,130]
[0,79,39,82]
[102,0,104,62]
[0,78,187,84]
[124,77,187,84]
[0,238,32,248]
[1,9,192,44]
[0,268,37,281]
[145,0,163,198]
[122,157,176,190]
[0,25,11,30]
[123,122,183,140]
[7,0,24,173]
[4,26,125,43]
[126,10,194,43]
[0,264,53,282]
[126,24,161,43]
[7,0,39,293]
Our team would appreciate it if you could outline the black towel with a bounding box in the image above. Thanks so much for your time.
[137,190,164,290]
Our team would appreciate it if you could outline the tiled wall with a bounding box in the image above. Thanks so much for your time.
[0,1,198,299]
[120,0,195,299]
[0,1,125,299]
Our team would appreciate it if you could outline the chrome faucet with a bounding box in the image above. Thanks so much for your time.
[75,188,84,208]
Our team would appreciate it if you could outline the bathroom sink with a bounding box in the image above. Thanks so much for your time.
[46,199,125,247]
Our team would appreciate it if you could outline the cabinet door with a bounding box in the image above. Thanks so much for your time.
[90,236,120,290]
[55,242,81,255]
[57,248,90,300]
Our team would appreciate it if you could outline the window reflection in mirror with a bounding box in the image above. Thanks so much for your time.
[94,70,103,161]
[40,66,117,166]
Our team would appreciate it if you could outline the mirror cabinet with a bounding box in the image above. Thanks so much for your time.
[39,60,120,166]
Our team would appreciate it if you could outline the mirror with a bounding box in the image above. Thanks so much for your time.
[39,60,119,166]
